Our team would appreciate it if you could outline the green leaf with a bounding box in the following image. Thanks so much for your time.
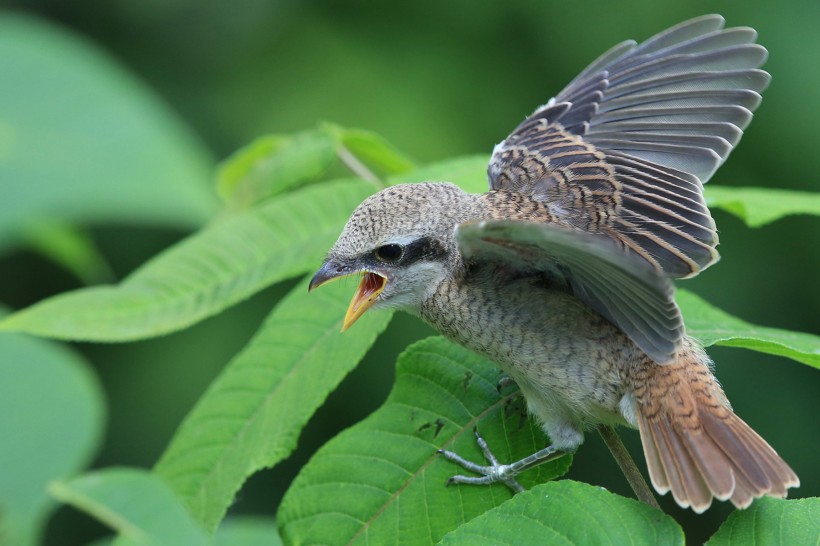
[0,179,375,341]
[0,332,105,546]
[277,336,571,546]
[390,155,490,194]
[216,129,337,209]
[706,497,820,546]
[438,480,684,546]
[21,220,113,284]
[0,14,217,253]
[325,123,417,177]
[154,277,392,531]
[705,186,820,227]
[678,289,820,368]
[214,516,282,546]
[48,468,209,546]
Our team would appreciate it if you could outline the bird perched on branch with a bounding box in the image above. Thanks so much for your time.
[310,14,799,512]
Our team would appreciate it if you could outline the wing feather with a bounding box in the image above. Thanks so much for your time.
[456,220,683,363]
[488,15,769,278]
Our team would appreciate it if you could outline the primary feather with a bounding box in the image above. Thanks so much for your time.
[488,14,769,278]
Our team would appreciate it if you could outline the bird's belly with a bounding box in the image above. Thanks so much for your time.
[421,278,633,426]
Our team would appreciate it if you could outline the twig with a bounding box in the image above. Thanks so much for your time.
[337,144,384,189]
[597,425,661,510]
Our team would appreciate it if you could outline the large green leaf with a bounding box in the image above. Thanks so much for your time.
[48,468,209,546]
[439,481,683,545]
[705,186,820,227]
[678,289,820,368]
[0,14,217,253]
[277,336,571,546]
[216,129,337,209]
[0,331,105,546]
[706,497,820,546]
[154,277,392,531]
[0,179,374,341]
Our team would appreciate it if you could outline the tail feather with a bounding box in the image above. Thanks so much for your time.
[679,419,735,501]
[730,465,758,509]
[712,412,799,496]
[648,416,713,512]
[641,419,670,495]
[698,411,770,491]
[633,343,799,512]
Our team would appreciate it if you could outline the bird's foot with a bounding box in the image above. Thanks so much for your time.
[437,428,567,494]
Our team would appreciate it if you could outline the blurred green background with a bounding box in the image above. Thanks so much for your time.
[0,1,817,544]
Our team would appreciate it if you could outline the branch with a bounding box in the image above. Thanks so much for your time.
[597,425,660,510]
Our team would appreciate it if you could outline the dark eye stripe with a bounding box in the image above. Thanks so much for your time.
[366,237,447,268]
[401,237,447,263]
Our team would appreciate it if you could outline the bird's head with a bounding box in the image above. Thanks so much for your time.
[310,182,478,329]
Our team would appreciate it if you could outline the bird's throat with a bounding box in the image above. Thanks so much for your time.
[342,272,386,331]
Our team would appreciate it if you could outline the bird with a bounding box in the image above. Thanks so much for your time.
[308,14,799,513]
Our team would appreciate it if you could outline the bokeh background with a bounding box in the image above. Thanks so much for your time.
[1,1,818,544]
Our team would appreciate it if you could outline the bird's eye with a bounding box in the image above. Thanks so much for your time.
[374,244,404,263]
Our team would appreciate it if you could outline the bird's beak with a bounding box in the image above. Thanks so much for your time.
[309,262,387,331]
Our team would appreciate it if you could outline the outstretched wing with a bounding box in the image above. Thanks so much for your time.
[488,15,769,278]
[457,220,683,363]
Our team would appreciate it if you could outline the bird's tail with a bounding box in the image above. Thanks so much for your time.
[631,343,799,512]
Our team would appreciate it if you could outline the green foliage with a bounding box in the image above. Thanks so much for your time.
[48,468,211,546]
[704,186,820,227]
[216,129,338,209]
[328,124,417,177]
[154,278,393,531]
[213,517,282,546]
[438,480,684,545]
[706,497,820,546]
[277,337,571,545]
[679,290,820,368]
[0,15,817,542]
[216,125,415,211]
[0,13,217,256]
[20,221,113,285]
[0,327,105,546]
[0,179,373,341]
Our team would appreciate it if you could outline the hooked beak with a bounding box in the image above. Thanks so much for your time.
[309,261,387,331]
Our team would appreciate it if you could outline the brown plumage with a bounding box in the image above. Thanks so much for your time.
[310,15,799,512]
[630,341,799,512]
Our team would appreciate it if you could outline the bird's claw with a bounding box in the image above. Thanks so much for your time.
[437,428,525,493]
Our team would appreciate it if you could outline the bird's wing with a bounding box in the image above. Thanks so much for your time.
[488,14,769,278]
[456,220,682,363]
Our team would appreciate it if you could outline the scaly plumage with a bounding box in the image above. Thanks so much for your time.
[309,15,798,512]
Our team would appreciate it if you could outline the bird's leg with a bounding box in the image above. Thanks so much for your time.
[438,427,568,493]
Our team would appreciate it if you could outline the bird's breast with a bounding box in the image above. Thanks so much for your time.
[420,273,635,421]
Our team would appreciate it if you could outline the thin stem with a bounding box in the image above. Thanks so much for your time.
[597,425,661,510]
[337,145,384,189]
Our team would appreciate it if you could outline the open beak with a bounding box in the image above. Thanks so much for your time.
[309,262,387,331]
